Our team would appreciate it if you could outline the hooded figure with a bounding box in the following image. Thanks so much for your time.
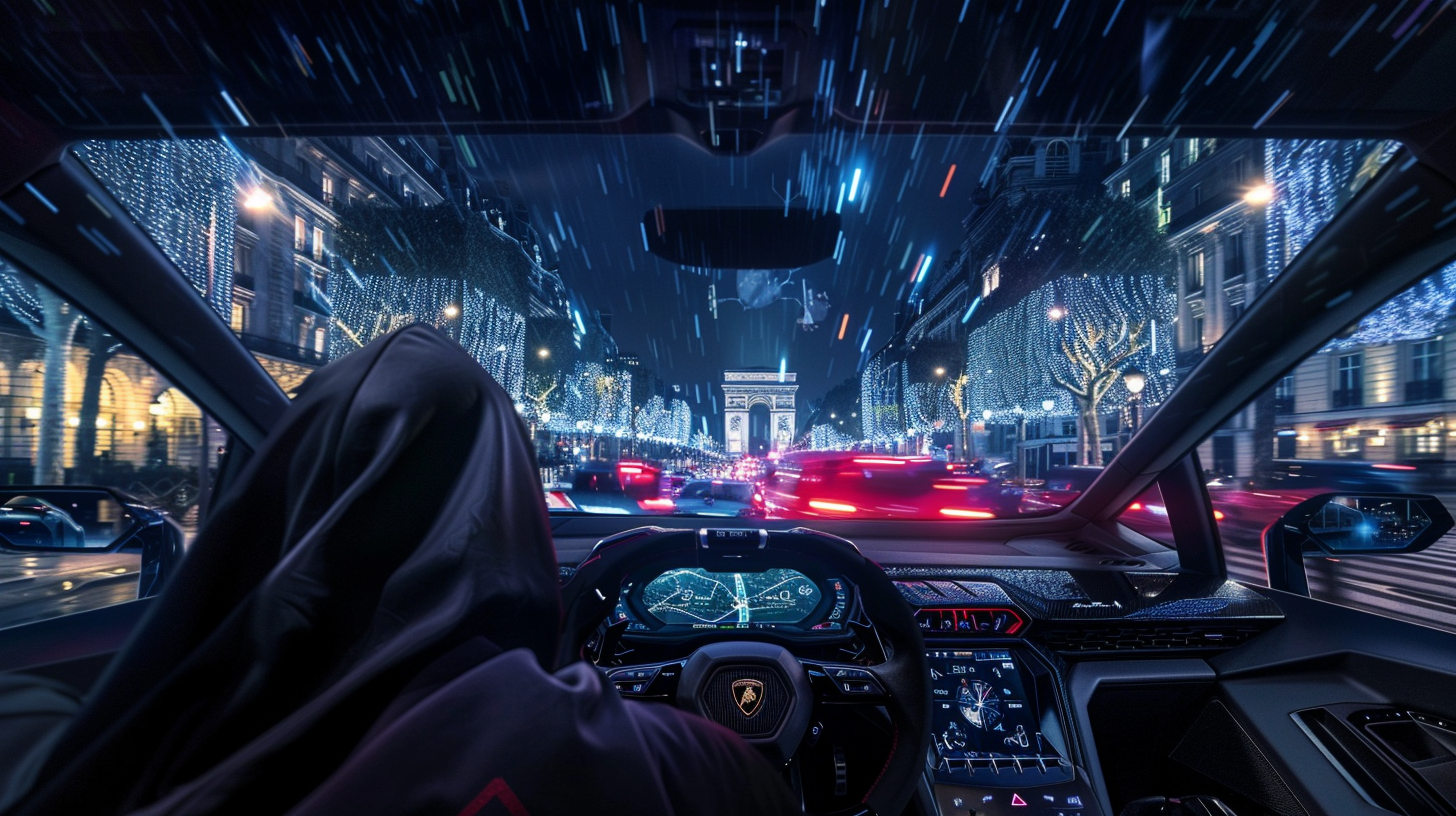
[9,325,797,816]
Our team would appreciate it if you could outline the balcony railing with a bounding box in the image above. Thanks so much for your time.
[1332,388,1363,409]
[1406,379,1444,403]
[238,333,327,367]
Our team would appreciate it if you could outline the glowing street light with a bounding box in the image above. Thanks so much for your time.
[934,367,946,377]
[443,304,460,319]
[1047,306,1066,321]
[537,348,550,359]
[242,188,273,210]
[1123,367,1147,395]
[1042,399,1056,412]
[1242,184,1274,206]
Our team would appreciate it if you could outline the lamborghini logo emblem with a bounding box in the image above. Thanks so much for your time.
[732,678,765,718]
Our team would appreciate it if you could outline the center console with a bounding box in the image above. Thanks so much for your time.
[925,647,1102,816]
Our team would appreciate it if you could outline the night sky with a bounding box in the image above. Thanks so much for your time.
[465,131,994,427]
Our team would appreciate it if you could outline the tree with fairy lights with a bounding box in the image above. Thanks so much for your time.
[331,204,531,402]
[949,372,973,461]
[958,181,1174,468]
[1050,313,1149,465]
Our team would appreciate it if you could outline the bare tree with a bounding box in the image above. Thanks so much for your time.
[1052,317,1147,465]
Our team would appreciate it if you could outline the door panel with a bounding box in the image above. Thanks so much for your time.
[1207,587,1456,815]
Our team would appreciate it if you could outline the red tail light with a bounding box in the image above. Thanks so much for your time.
[637,498,674,510]
[1128,502,1144,511]
[1213,509,1226,521]
[940,508,996,519]
[853,457,906,465]
[809,499,858,513]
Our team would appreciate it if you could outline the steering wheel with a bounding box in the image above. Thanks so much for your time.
[557,527,931,816]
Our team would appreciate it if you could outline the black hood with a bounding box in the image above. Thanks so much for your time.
[18,325,560,815]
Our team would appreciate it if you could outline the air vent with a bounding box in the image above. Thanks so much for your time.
[1065,541,1097,554]
[1099,558,1147,567]
[1037,622,1269,653]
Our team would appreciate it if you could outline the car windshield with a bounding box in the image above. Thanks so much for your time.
[40,6,1433,525]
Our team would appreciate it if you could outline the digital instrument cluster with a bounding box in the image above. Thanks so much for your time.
[614,567,850,633]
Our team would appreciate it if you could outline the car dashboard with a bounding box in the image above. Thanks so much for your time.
[559,529,1286,816]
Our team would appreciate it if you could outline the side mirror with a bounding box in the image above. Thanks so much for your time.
[1263,493,1454,595]
[0,488,139,551]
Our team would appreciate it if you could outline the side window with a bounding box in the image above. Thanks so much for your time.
[0,259,210,630]
[1205,260,1456,634]
[1115,482,1176,549]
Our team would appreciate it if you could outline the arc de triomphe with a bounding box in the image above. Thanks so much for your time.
[722,370,797,454]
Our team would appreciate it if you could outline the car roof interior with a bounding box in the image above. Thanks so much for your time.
[2,0,1455,566]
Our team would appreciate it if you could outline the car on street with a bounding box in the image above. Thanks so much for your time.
[671,480,764,518]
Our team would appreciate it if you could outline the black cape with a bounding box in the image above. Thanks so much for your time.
[12,325,798,816]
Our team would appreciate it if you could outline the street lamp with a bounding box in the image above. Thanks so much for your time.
[242,188,273,210]
[443,304,461,319]
[1123,367,1146,442]
[1042,399,1056,412]
[1047,306,1066,321]
[1242,184,1274,206]
[1123,367,1146,396]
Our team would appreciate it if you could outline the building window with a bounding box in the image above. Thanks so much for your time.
[1120,179,1131,198]
[982,263,1001,297]
[1187,138,1200,164]
[1275,374,1295,412]
[294,216,306,251]
[234,244,253,281]
[1189,250,1205,290]
[312,226,325,261]
[1335,353,1363,408]
[1413,339,1440,381]
[1120,138,1129,164]
[1141,137,1150,149]
[314,327,327,354]
[1191,184,1203,206]
[1230,158,1245,185]
[1409,339,1442,402]
[321,175,334,204]
[1226,233,1244,277]
[1191,315,1205,349]
[230,299,248,333]
[1044,140,1071,176]
[1227,301,1245,325]
[1159,150,1171,185]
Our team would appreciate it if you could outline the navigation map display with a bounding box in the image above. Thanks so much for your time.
[640,568,823,626]
[929,650,1055,760]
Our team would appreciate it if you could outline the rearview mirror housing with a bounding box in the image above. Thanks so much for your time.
[1263,493,1453,595]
